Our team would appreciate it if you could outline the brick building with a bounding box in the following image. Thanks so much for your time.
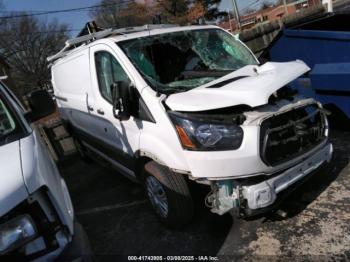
[220,0,321,32]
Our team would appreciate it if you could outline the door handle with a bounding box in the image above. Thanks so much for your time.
[97,108,105,115]
[86,93,94,112]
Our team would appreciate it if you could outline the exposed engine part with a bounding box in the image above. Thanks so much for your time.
[260,104,327,166]
[206,180,241,215]
[268,85,298,104]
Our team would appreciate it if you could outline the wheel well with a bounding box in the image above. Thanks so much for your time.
[135,156,153,180]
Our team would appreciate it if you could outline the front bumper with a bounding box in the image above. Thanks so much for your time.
[208,142,333,216]
[56,221,93,262]
[242,142,333,211]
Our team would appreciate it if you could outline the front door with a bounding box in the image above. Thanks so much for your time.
[87,43,141,173]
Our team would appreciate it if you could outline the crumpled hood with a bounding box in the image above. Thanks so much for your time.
[165,60,310,112]
[0,141,28,216]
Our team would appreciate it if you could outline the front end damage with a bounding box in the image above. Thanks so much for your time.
[207,143,332,217]
[163,60,332,217]
[203,100,333,217]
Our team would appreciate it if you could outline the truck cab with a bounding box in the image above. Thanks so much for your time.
[49,24,332,227]
[0,83,90,259]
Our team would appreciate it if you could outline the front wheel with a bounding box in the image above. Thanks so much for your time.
[144,161,194,228]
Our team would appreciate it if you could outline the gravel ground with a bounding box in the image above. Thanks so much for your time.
[59,130,350,261]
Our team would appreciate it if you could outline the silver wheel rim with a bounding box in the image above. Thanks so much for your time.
[146,176,169,218]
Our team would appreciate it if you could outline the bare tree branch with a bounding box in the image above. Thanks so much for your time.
[0,14,69,94]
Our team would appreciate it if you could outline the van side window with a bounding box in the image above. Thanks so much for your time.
[95,51,131,103]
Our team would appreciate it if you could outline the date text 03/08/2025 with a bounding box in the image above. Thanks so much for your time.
[128,256,219,261]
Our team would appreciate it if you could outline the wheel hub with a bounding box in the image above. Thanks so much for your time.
[146,176,169,218]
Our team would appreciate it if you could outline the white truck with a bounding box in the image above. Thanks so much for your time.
[0,83,90,259]
[48,24,333,227]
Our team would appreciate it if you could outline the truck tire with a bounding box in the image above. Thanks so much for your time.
[144,161,194,228]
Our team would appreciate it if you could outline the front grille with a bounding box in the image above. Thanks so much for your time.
[260,104,326,166]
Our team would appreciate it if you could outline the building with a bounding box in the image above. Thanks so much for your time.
[219,0,321,31]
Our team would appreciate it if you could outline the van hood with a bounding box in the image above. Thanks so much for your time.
[165,61,310,112]
[0,141,28,216]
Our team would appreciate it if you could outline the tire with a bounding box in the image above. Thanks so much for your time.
[143,161,194,228]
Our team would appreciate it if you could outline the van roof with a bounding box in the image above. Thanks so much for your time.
[47,24,220,64]
[111,25,218,42]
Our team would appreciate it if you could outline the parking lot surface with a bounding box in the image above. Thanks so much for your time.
[59,130,350,260]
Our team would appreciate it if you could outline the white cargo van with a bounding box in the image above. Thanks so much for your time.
[48,24,333,227]
[0,83,90,259]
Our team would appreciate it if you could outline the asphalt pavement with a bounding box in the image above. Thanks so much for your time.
[59,129,350,260]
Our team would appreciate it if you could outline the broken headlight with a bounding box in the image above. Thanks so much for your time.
[169,112,243,151]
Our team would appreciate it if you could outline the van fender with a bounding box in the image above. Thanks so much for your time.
[136,135,190,175]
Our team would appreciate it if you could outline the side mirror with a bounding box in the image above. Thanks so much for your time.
[111,81,131,121]
[26,90,56,122]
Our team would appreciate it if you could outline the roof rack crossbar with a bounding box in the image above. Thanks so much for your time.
[47,24,178,63]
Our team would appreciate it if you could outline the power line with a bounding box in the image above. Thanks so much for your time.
[0,0,135,19]
[241,0,261,12]
[0,28,81,36]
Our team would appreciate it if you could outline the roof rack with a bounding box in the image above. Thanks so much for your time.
[47,23,178,63]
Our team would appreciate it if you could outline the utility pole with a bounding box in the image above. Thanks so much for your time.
[227,9,233,32]
[322,0,333,12]
[231,0,241,30]
[283,0,289,15]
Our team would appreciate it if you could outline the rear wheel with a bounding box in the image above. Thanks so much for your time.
[144,161,194,228]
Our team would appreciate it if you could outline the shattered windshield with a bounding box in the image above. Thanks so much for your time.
[118,28,258,94]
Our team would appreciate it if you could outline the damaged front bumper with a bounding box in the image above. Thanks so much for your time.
[208,142,333,216]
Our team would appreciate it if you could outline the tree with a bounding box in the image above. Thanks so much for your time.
[90,0,155,28]
[187,1,206,22]
[195,0,226,20]
[0,15,69,95]
[155,0,190,24]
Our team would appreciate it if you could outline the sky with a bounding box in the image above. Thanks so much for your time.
[1,0,267,36]
[2,0,100,33]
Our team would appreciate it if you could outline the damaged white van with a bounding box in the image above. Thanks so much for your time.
[48,24,333,227]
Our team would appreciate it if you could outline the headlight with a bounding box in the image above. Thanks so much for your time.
[169,112,243,151]
[0,215,37,254]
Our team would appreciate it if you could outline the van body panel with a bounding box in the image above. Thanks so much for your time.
[0,140,28,216]
[86,44,141,168]
[138,88,190,172]
[20,132,74,233]
[52,48,96,138]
